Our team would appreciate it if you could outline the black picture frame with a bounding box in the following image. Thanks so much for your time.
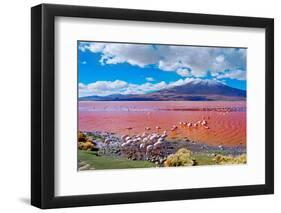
[31,3,274,209]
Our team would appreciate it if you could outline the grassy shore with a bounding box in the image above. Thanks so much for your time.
[192,153,216,165]
[78,131,246,170]
[78,150,156,170]
[78,150,217,170]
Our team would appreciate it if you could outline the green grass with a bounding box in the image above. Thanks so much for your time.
[85,132,104,141]
[78,150,217,170]
[192,153,216,165]
[78,150,156,170]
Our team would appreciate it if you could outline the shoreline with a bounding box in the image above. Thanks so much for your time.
[87,130,246,156]
[78,130,246,170]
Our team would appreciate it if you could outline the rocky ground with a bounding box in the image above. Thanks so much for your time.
[78,160,95,171]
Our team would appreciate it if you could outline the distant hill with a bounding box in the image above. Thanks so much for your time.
[79,79,246,101]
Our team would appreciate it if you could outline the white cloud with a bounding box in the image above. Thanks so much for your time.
[217,69,246,80]
[79,78,197,97]
[79,80,128,97]
[79,42,105,52]
[145,77,155,82]
[175,68,191,77]
[79,42,246,80]
[216,55,225,62]
[79,42,159,68]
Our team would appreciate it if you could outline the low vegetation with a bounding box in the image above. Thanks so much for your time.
[85,132,105,141]
[213,154,247,165]
[164,148,196,167]
[78,141,95,151]
[78,131,98,151]
[78,131,87,142]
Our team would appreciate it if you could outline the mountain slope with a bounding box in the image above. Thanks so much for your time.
[80,79,246,101]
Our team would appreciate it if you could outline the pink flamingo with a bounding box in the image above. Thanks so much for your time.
[171,125,178,132]
[155,126,161,133]
[179,121,187,127]
[201,120,208,126]
[170,125,178,137]
[162,130,168,137]
[145,127,151,132]
[126,126,133,135]
[194,121,200,127]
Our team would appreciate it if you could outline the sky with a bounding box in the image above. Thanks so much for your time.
[78,41,247,97]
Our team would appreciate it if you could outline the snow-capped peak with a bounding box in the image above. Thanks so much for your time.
[187,79,224,86]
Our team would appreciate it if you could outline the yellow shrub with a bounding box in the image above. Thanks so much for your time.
[78,131,87,142]
[213,154,247,165]
[78,142,84,150]
[78,141,94,151]
[176,148,192,157]
[164,148,195,167]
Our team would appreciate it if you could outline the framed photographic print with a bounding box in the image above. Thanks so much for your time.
[31,3,274,209]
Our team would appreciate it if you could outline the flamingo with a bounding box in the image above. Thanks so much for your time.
[141,132,148,139]
[135,137,141,143]
[121,135,128,141]
[201,120,207,126]
[155,126,161,133]
[139,143,145,149]
[146,145,153,153]
[171,125,178,132]
[121,143,128,147]
[126,139,133,145]
[149,133,159,142]
[126,126,133,135]
[104,138,111,144]
[153,141,162,149]
[157,137,165,143]
[179,121,187,127]
[161,130,168,138]
[142,137,148,143]
[145,127,151,131]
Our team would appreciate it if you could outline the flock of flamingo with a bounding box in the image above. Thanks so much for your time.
[119,117,211,159]
[120,130,168,149]
[125,116,211,137]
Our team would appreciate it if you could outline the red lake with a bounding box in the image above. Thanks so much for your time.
[79,101,246,146]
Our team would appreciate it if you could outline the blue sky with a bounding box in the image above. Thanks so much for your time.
[78,41,246,97]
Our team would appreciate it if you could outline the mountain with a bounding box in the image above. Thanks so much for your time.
[79,79,246,101]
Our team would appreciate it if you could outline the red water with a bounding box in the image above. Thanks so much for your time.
[79,101,246,146]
